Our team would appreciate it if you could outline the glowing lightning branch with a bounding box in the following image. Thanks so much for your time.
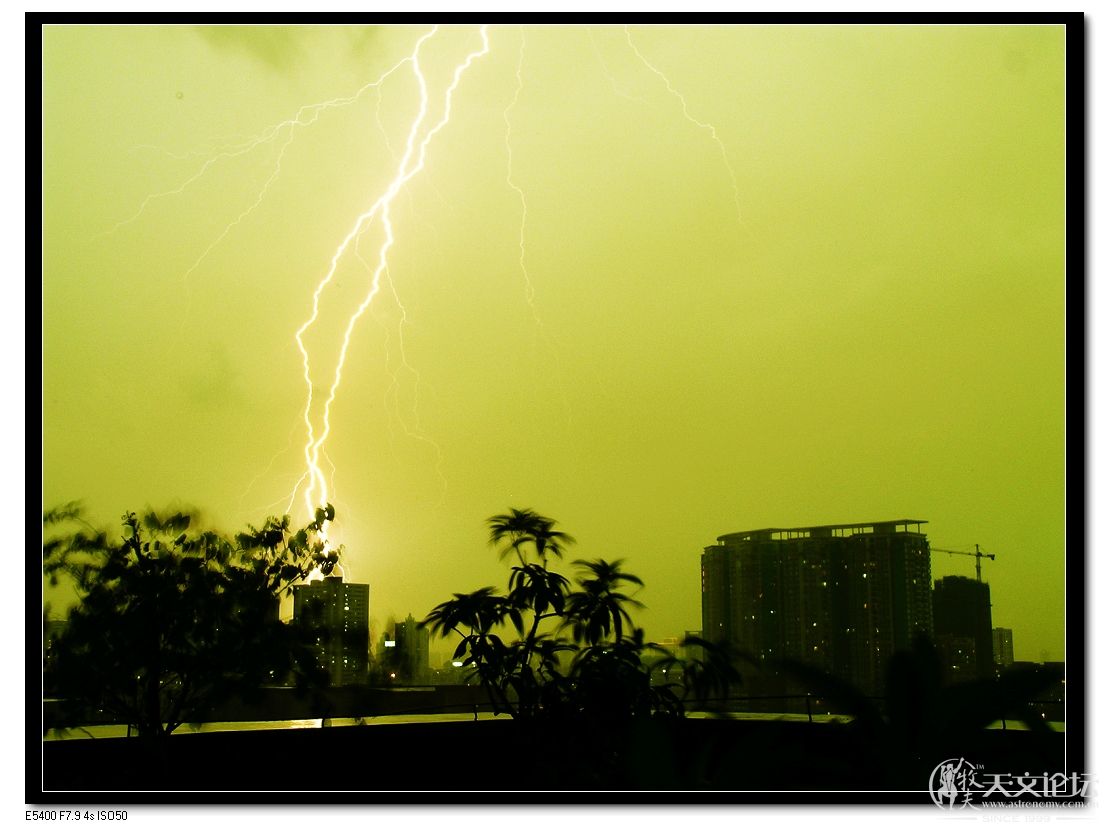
[107,48,422,250]
[501,28,574,427]
[181,129,298,283]
[348,225,448,503]
[586,26,644,102]
[381,264,449,501]
[623,26,743,226]
[110,24,738,563]
[104,131,290,236]
[359,99,441,472]
[294,26,491,538]
[238,413,305,512]
[504,28,539,315]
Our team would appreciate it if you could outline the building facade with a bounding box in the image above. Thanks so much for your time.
[293,576,371,686]
[384,613,431,683]
[932,575,993,681]
[992,627,1015,670]
[701,519,933,697]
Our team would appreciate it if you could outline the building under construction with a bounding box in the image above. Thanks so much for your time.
[933,575,994,681]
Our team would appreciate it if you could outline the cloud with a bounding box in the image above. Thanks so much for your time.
[181,341,241,409]
[192,25,386,74]
[193,26,306,73]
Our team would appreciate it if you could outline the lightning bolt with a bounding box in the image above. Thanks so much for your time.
[294,26,492,543]
[104,133,282,236]
[105,42,421,248]
[586,26,644,102]
[180,135,294,283]
[348,229,447,503]
[379,264,449,502]
[367,70,446,474]
[624,25,743,226]
[110,27,485,549]
[106,24,741,570]
[504,29,537,315]
[112,38,447,337]
[502,27,574,426]
[237,412,304,513]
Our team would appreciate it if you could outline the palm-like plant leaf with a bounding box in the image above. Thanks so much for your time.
[563,558,646,645]
[487,508,575,567]
[508,564,570,616]
[422,587,507,637]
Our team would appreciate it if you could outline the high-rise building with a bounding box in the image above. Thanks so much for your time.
[992,627,1014,670]
[932,575,993,681]
[293,576,370,686]
[933,634,978,681]
[701,519,933,696]
[389,613,430,683]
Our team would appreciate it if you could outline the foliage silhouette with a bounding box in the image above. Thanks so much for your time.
[422,509,748,787]
[43,503,342,742]
[423,508,740,729]
[773,634,1065,787]
[564,558,645,645]
[487,507,574,568]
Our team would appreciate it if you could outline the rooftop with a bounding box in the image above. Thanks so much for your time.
[717,519,928,544]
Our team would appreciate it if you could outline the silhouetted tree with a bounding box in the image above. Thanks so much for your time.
[42,502,341,743]
[423,508,739,724]
[424,509,743,787]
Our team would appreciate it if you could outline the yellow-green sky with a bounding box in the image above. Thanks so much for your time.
[42,24,1066,663]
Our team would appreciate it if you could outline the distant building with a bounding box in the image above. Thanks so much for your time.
[393,614,430,683]
[701,519,933,697]
[932,575,993,681]
[293,577,370,685]
[992,627,1014,670]
[380,614,431,683]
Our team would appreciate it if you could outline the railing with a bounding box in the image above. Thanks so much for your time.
[43,691,1066,738]
[682,693,1067,728]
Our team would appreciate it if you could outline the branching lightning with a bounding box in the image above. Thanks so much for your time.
[293,26,491,543]
[502,27,574,426]
[180,136,295,283]
[380,265,449,501]
[110,113,331,239]
[111,26,489,547]
[238,413,305,513]
[107,24,743,577]
[350,232,448,504]
[624,26,743,226]
[586,26,644,102]
[504,29,538,316]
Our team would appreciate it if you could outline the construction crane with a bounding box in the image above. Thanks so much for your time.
[930,543,996,583]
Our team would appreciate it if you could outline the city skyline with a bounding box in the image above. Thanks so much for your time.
[42,23,1067,664]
